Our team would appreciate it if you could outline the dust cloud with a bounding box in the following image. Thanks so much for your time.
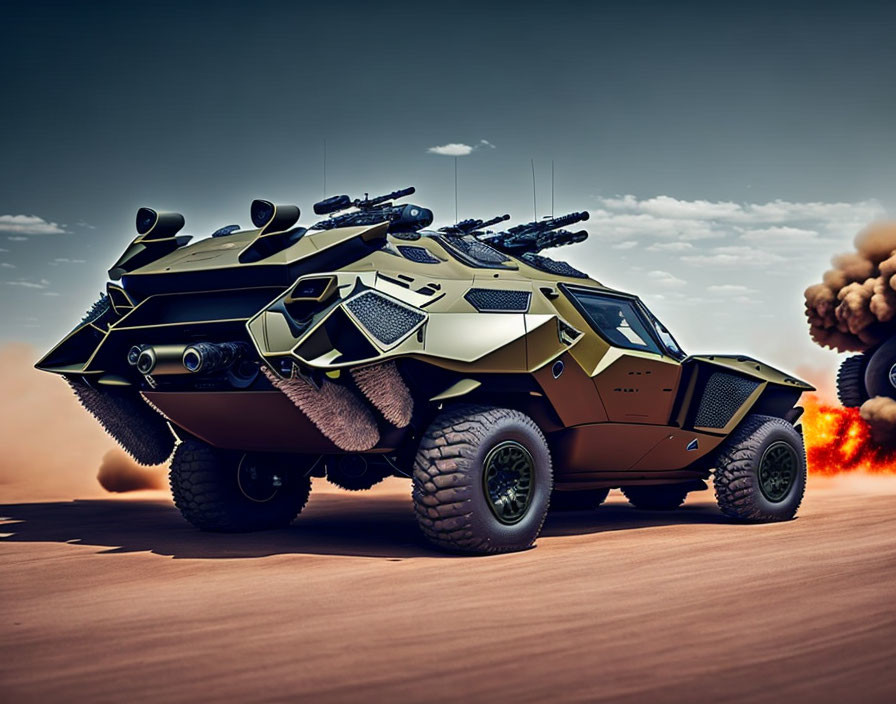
[97,449,165,492]
[0,343,166,502]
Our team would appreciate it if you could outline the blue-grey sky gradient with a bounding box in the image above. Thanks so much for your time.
[2,0,895,378]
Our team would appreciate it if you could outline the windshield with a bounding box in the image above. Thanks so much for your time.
[644,308,686,360]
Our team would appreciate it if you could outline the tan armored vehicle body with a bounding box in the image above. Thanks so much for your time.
[38,189,812,553]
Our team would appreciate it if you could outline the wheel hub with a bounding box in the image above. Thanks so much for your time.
[482,441,534,525]
[237,454,283,503]
[758,441,798,502]
[888,362,896,391]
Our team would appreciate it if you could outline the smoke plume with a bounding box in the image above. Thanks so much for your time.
[805,222,896,352]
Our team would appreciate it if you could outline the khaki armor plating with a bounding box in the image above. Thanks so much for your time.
[37,190,812,553]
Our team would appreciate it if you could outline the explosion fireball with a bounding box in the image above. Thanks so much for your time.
[801,394,896,475]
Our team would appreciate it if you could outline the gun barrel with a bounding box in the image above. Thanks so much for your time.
[543,211,590,229]
[365,186,415,208]
[478,214,511,230]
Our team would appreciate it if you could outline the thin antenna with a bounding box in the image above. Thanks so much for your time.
[454,156,458,222]
[531,159,537,220]
[322,139,327,198]
[551,159,554,219]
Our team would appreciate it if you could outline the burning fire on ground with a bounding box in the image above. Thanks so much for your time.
[802,394,896,475]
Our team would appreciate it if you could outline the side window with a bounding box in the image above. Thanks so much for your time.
[570,290,663,355]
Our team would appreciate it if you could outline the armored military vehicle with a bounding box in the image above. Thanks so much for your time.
[37,187,812,553]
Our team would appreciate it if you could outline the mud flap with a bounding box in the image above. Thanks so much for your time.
[66,376,176,465]
[351,361,414,428]
[261,367,379,451]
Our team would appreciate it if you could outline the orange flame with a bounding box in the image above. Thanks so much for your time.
[801,394,896,474]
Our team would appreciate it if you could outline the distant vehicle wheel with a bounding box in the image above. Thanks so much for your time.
[837,354,869,407]
[864,339,896,399]
[550,488,609,512]
[327,455,387,491]
[621,485,689,510]
[169,439,312,532]
[713,414,806,522]
[412,405,553,554]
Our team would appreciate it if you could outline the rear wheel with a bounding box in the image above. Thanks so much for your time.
[621,485,689,510]
[412,405,553,554]
[837,354,869,407]
[170,439,312,532]
[550,488,610,512]
[864,339,896,399]
[713,415,806,522]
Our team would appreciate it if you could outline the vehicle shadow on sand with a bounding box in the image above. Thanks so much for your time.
[0,491,731,560]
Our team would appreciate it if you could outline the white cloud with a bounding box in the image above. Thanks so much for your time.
[612,241,639,250]
[707,284,756,294]
[7,236,28,242]
[741,226,818,242]
[648,269,687,288]
[428,143,474,156]
[427,140,496,157]
[0,262,15,269]
[50,257,86,265]
[599,194,883,227]
[43,291,61,296]
[681,246,785,267]
[647,241,694,252]
[5,278,50,289]
[0,214,67,236]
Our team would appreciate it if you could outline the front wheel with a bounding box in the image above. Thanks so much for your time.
[170,439,312,532]
[412,405,553,554]
[713,415,806,522]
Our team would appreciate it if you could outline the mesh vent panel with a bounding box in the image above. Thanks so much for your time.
[398,245,440,264]
[694,372,760,428]
[521,253,589,279]
[464,288,531,312]
[345,291,425,346]
[440,235,511,267]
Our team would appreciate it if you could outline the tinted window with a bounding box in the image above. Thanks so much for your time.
[570,290,663,355]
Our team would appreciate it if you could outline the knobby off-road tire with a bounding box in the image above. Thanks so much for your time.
[621,485,690,510]
[864,338,896,400]
[170,439,312,532]
[412,405,553,554]
[713,414,806,522]
[837,354,869,408]
[550,488,610,512]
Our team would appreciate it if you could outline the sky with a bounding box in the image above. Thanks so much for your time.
[2,0,896,380]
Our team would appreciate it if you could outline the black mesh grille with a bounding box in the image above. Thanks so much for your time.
[521,253,589,279]
[694,372,761,428]
[439,235,512,268]
[398,245,440,264]
[464,288,531,312]
[345,291,425,345]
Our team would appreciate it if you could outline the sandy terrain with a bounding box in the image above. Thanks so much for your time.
[2,476,895,704]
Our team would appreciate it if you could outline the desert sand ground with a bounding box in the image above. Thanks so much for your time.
[2,475,895,704]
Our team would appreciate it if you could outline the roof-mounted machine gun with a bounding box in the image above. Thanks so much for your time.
[438,214,510,235]
[311,187,433,234]
[478,211,590,255]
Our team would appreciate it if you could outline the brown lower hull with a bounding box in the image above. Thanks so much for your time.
[143,390,403,454]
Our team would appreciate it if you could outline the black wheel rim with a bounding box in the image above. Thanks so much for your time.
[758,441,798,502]
[237,454,283,503]
[482,441,534,525]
